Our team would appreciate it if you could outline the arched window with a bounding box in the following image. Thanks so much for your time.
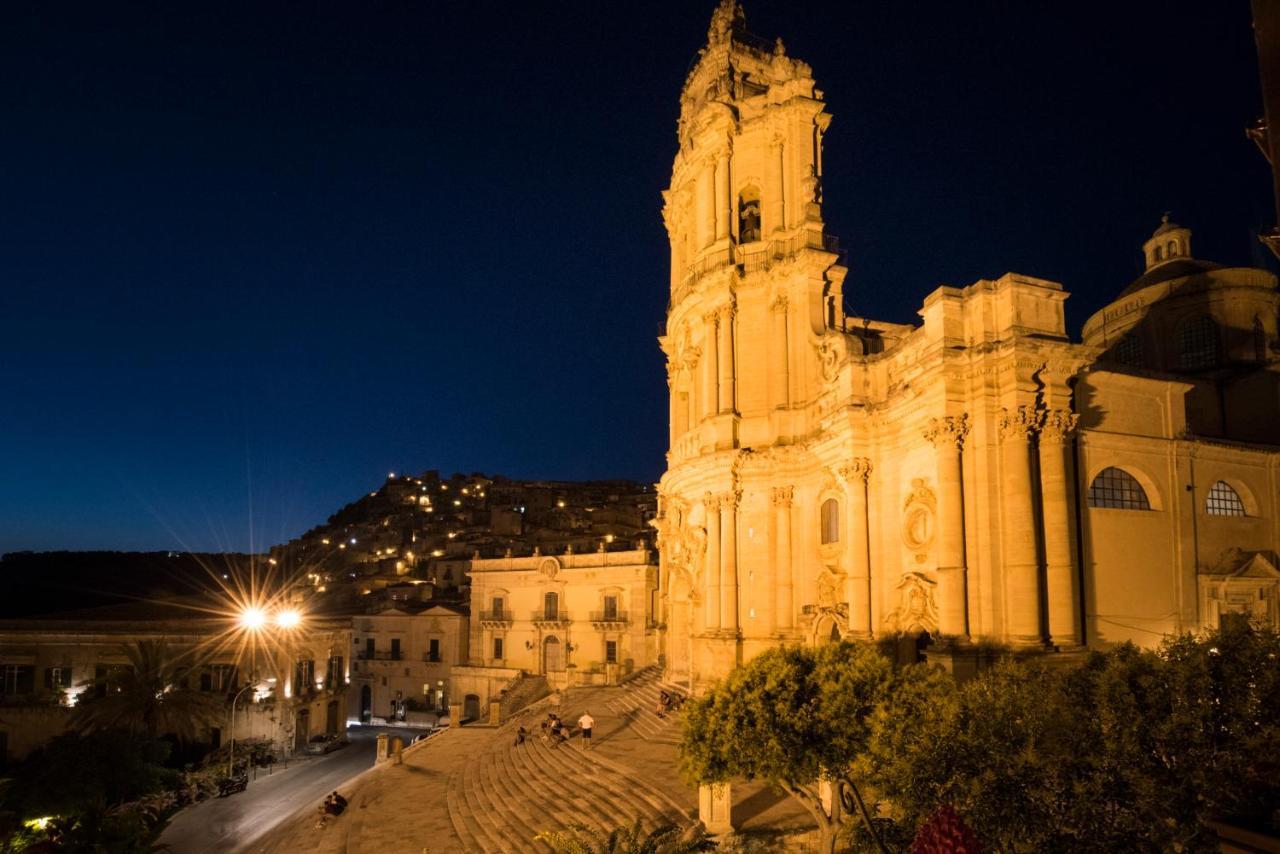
[1254,316,1267,363]
[543,591,559,621]
[1086,467,1151,510]
[1154,245,1163,262]
[1205,480,1246,517]
[820,498,840,544]
[1178,315,1219,370]
[1167,240,1178,258]
[738,187,761,243]
[1113,335,1143,367]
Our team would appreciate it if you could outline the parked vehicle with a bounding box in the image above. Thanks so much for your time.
[303,733,349,755]
[217,774,248,797]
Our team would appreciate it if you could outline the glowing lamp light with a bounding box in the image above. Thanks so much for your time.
[274,609,301,629]
[239,607,268,630]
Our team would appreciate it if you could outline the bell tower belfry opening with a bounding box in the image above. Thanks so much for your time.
[656,1,849,687]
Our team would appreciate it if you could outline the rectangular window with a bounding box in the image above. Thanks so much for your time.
[295,660,314,694]
[0,666,33,695]
[329,656,344,685]
[605,640,618,664]
[603,595,618,620]
[365,638,375,659]
[391,638,402,660]
[493,637,504,661]
[428,639,441,662]
[44,667,72,690]
[491,597,504,619]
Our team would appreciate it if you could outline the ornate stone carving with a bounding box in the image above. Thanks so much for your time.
[839,457,872,484]
[1039,409,1080,443]
[999,405,1044,440]
[884,571,939,634]
[707,0,744,45]
[922,413,970,450]
[539,558,560,580]
[770,485,794,507]
[816,336,843,383]
[901,479,937,554]
[658,499,706,593]
[815,566,843,608]
[721,489,741,510]
[770,294,789,313]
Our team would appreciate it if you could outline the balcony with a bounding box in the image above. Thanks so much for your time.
[588,611,630,630]
[356,651,403,661]
[477,610,513,627]
[530,611,571,629]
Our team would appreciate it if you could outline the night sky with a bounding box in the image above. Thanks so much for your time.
[1,1,1273,554]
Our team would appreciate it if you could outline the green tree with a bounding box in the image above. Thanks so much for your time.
[679,642,893,854]
[69,640,223,742]
[534,820,714,854]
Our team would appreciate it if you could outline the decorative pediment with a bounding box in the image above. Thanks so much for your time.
[1204,549,1280,580]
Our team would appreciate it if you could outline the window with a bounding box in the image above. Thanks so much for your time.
[44,667,71,690]
[328,656,344,686]
[491,596,504,619]
[211,664,238,692]
[428,639,441,663]
[295,660,314,694]
[1205,480,1246,517]
[1167,240,1178,258]
[1086,467,1151,510]
[492,637,504,661]
[1112,335,1143,367]
[390,638,402,660]
[603,595,619,621]
[738,187,762,243]
[0,666,33,695]
[1154,245,1163,262]
[820,498,840,544]
[605,640,618,664]
[1178,315,1219,370]
[544,592,559,621]
[365,638,375,659]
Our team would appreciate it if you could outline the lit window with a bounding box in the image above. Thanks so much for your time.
[493,637,504,660]
[1086,467,1151,510]
[820,498,840,544]
[1178,315,1219,371]
[1205,481,1246,517]
[543,592,559,621]
[605,640,618,664]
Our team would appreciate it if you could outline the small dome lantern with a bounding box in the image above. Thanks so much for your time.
[1142,213,1192,271]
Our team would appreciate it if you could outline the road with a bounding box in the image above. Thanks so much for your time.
[159,725,426,854]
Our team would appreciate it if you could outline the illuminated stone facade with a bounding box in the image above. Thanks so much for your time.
[655,1,1280,689]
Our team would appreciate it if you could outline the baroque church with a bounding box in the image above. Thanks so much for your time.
[653,0,1280,689]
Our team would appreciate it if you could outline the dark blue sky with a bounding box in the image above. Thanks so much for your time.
[1,1,1273,553]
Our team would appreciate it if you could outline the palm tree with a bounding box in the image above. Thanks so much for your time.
[69,640,224,742]
[534,820,714,854]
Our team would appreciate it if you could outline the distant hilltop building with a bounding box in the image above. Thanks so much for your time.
[654,0,1280,688]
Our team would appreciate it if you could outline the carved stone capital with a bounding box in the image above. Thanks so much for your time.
[838,458,872,484]
[1039,409,1080,443]
[923,414,970,450]
[770,294,789,313]
[770,485,794,508]
[721,489,741,510]
[718,303,737,323]
[702,491,719,512]
[999,405,1044,441]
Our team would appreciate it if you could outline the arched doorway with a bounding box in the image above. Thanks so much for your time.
[360,684,372,723]
[543,636,563,672]
[463,694,481,721]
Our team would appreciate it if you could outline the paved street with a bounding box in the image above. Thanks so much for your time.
[159,726,426,854]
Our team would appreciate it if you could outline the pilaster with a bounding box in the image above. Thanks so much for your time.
[1039,409,1082,648]
[772,485,794,634]
[1000,405,1045,645]
[838,459,872,637]
[923,414,970,639]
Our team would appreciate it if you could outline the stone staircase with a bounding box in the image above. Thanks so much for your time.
[444,668,695,852]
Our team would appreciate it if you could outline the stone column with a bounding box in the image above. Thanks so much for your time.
[701,313,719,420]
[703,493,721,631]
[769,136,785,234]
[839,459,873,637]
[666,366,677,450]
[715,152,731,242]
[923,414,971,639]
[773,486,794,633]
[720,491,740,633]
[716,304,736,414]
[1000,406,1045,645]
[701,159,716,249]
[771,296,789,410]
[1040,409,1081,648]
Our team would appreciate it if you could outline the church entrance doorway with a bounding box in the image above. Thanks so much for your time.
[543,636,563,672]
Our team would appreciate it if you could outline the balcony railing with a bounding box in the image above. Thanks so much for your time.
[588,611,629,627]
[530,611,571,627]
[477,610,513,625]
[356,651,403,661]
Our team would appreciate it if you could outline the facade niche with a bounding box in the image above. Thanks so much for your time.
[738,187,761,243]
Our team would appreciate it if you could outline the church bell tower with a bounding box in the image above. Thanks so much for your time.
[656,0,848,686]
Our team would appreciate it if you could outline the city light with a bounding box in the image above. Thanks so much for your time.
[238,607,267,630]
[274,608,301,629]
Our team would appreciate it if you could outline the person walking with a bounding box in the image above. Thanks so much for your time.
[577,710,595,750]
